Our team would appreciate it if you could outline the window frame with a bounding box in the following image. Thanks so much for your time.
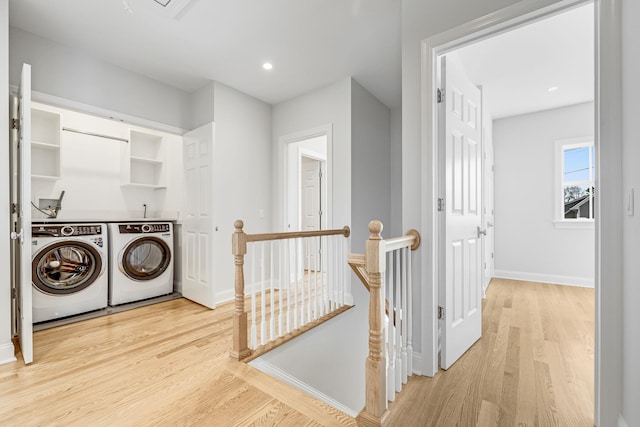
[553,136,595,229]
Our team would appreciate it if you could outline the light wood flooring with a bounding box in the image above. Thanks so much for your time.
[0,278,594,426]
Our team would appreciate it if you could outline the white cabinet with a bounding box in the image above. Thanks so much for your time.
[31,108,61,181]
[121,130,167,189]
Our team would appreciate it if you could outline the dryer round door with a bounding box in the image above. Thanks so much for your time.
[121,236,171,281]
[32,241,103,295]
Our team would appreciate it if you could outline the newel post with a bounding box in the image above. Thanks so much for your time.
[356,220,390,427]
[230,220,251,359]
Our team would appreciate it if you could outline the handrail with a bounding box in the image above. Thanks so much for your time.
[231,219,352,361]
[246,226,350,243]
[349,220,420,427]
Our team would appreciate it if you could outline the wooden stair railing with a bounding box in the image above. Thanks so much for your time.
[231,220,352,361]
[349,220,420,427]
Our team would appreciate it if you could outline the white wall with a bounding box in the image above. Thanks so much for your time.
[622,0,640,424]
[9,28,192,131]
[351,79,392,252]
[493,102,595,287]
[258,78,392,415]
[272,78,352,232]
[188,82,215,130]
[212,81,272,302]
[0,0,15,364]
[390,107,403,237]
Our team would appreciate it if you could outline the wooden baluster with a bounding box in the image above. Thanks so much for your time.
[250,244,257,349]
[356,220,389,427]
[406,245,414,376]
[286,238,292,334]
[230,220,251,359]
[294,238,299,330]
[278,240,284,337]
[270,241,275,341]
[260,243,267,346]
[386,251,396,402]
[401,248,408,384]
[394,250,402,393]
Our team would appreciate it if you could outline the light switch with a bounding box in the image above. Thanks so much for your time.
[627,188,634,216]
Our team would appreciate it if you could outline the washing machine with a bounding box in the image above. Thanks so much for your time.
[32,223,109,323]
[108,222,174,305]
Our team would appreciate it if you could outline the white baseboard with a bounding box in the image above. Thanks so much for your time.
[618,414,629,427]
[0,342,16,365]
[249,358,359,417]
[215,288,235,304]
[412,351,423,376]
[493,269,594,288]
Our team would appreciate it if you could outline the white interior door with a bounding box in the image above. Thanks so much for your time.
[182,122,216,309]
[14,64,33,364]
[301,156,321,232]
[301,156,321,271]
[441,55,482,369]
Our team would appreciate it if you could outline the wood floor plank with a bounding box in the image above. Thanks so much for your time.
[0,278,593,426]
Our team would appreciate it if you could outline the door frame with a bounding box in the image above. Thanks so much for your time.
[281,124,333,232]
[421,1,620,425]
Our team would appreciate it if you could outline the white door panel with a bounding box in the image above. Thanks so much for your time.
[14,64,33,364]
[442,56,482,370]
[182,123,216,309]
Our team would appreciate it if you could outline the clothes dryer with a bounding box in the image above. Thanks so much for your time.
[108,222,174,305]
[32,223,108,323]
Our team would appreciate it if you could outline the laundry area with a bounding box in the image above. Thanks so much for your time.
[20,98,183,330]
[6,26,274,364]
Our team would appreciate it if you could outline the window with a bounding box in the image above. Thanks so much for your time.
[554,137,595,228]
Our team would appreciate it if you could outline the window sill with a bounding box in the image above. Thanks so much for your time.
[553,220,595,230]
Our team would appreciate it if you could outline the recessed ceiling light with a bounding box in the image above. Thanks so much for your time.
[548,86,559,92]
[262,62,273,70]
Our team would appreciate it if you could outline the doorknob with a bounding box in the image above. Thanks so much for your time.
[477,226,487,238]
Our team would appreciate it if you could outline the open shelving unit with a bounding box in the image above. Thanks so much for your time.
[121,130,167,189]
[31,109,61,181]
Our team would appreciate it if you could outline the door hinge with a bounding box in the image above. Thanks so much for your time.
[11,288,17,299]
[11,203,18,214]
[11,118,19,131]
[319,170,323,178]
[437,88,444,104]
[438,306,445,319]
[437,198,445,212]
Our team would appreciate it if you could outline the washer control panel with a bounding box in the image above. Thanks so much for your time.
[32,224,103,237]
[119,223,171,234]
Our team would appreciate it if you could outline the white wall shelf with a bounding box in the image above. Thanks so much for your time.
[121,130,167,188]
[31,109,61,180]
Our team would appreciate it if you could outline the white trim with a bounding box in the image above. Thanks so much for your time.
[249,358,359,417]
[215,288,235,304]
[420,0,601,391]
[10,85,187,136]
[554,136,595,222]
[493,270,594,288]
[280,124,334,231]
[617,414,629,427]
[552,219,595,229]
[412,351,423,376]
[0,342,16,365]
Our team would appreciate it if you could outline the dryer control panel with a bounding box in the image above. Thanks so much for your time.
[119,223,171,234]
[32,224,103,237]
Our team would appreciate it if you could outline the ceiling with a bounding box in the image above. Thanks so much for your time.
[8,0,401,108]
[8,1,592,116]
[455,3,594,119]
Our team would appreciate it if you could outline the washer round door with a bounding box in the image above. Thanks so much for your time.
[33,241,103,295]
[121,236,171,281]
